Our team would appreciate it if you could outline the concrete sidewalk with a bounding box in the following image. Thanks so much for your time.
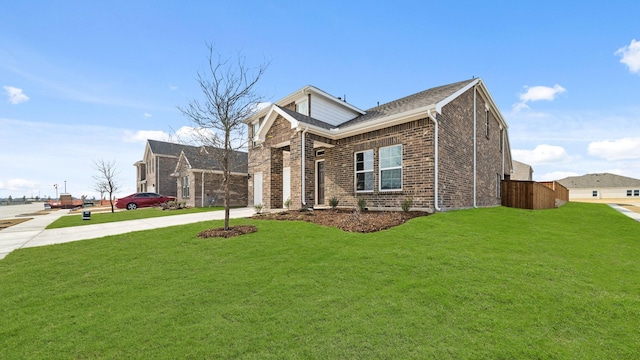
[608,204,640,222]
[0,207,255,260]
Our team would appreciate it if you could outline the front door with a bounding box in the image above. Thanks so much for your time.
[316,161,325,205]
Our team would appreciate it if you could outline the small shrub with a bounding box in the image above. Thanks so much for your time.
[329,196,339,210]
[357,198,367,212]
[284,198,291,210]
[401,197,413,212]
[254,204,263,214]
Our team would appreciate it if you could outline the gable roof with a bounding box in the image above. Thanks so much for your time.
[339,79,476,128]
[557,173,640,188]
[176,146,248,174]
[147,139,189,157]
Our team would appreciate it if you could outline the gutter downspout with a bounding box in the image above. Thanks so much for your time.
[501,127,505,180]
[427,109,441,211]
[473,86,477,208]
[301,127,309,207]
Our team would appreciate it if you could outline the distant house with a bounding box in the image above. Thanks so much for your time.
[511,160,533,181]
[557,173,640,202]
[171,145,248,207]
[246,78,513,212]
[134,139,248,207]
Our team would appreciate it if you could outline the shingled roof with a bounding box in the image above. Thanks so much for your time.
[557,173,640,188]
[338,79,475,128]
[276,105,334,130]
[147,139,192,157]
[179,146,248,173]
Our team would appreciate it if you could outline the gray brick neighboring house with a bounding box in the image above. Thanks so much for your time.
[246,78,513,212]
[134,139,248,207]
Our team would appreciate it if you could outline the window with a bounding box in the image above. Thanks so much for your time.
[296,100,308,116]
[316,149,325,157]
[379,145,402,191]
[253,121,260,138]
[635,190,640,197]
[592,190,598,197]
[628,190,633,197]
[182,176,190,197]
[485,110,489,138]
[355,150,373,192]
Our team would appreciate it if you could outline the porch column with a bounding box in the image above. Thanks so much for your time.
[290,131,314,210]
[269,148,284,209]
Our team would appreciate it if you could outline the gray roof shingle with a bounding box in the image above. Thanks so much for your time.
[276,105,334,130]
[337,79,475,128]
[557,173,640,188]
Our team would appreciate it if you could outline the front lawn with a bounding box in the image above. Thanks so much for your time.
[46,206,224,229]
[2,203,639,358]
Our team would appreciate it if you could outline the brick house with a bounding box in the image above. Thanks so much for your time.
[134,139,248,207]
[247,78,513,212]
[171,145,248,207]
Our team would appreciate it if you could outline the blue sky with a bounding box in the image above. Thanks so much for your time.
[1,1,639,199]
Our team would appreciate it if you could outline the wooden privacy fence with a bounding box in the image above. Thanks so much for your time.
[501,180,569,210]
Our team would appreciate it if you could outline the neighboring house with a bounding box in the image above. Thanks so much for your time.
[557,173,640,202]
[171,145,248,207]
[134,140,188,196]
[247,78,513,212]
[134,139,248,207]
[511,160,533,181]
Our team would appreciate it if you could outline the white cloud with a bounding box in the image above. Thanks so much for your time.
[513,84,566,112]
[122,129,171,143]
[169,85,179,90]
[615,39,640,74]
[3,86,30,104]
[143,113,152,118]
[512,144,573,165]
[587,137,640,161]
[0,178,40,192]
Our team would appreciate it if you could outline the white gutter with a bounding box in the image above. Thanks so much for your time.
[301,127,309,206]
[427,109,441,211]
[473,86,477,208]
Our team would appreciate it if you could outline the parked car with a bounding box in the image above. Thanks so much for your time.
[115,192,176,210]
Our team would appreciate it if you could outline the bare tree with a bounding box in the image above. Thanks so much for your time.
[92,159,120,213]
[178,44,268,230]
[94,181,108,204]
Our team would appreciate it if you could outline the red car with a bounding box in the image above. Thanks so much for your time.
[115,192,176,210]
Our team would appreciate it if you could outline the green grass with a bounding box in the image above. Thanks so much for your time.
[2,202,639,359]
[46,206,224,229]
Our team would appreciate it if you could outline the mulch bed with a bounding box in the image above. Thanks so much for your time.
[252,209,429,233]
[198,225,258,239]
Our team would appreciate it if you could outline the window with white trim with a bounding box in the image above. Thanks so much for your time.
[628,190,633,197]
[355,150,374,192]
[592,190,598,197]
[379,145,402,191]
[635,189,640,197]
[182,176,190,197]
[296,99,308,116]
[485,110,490,138]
